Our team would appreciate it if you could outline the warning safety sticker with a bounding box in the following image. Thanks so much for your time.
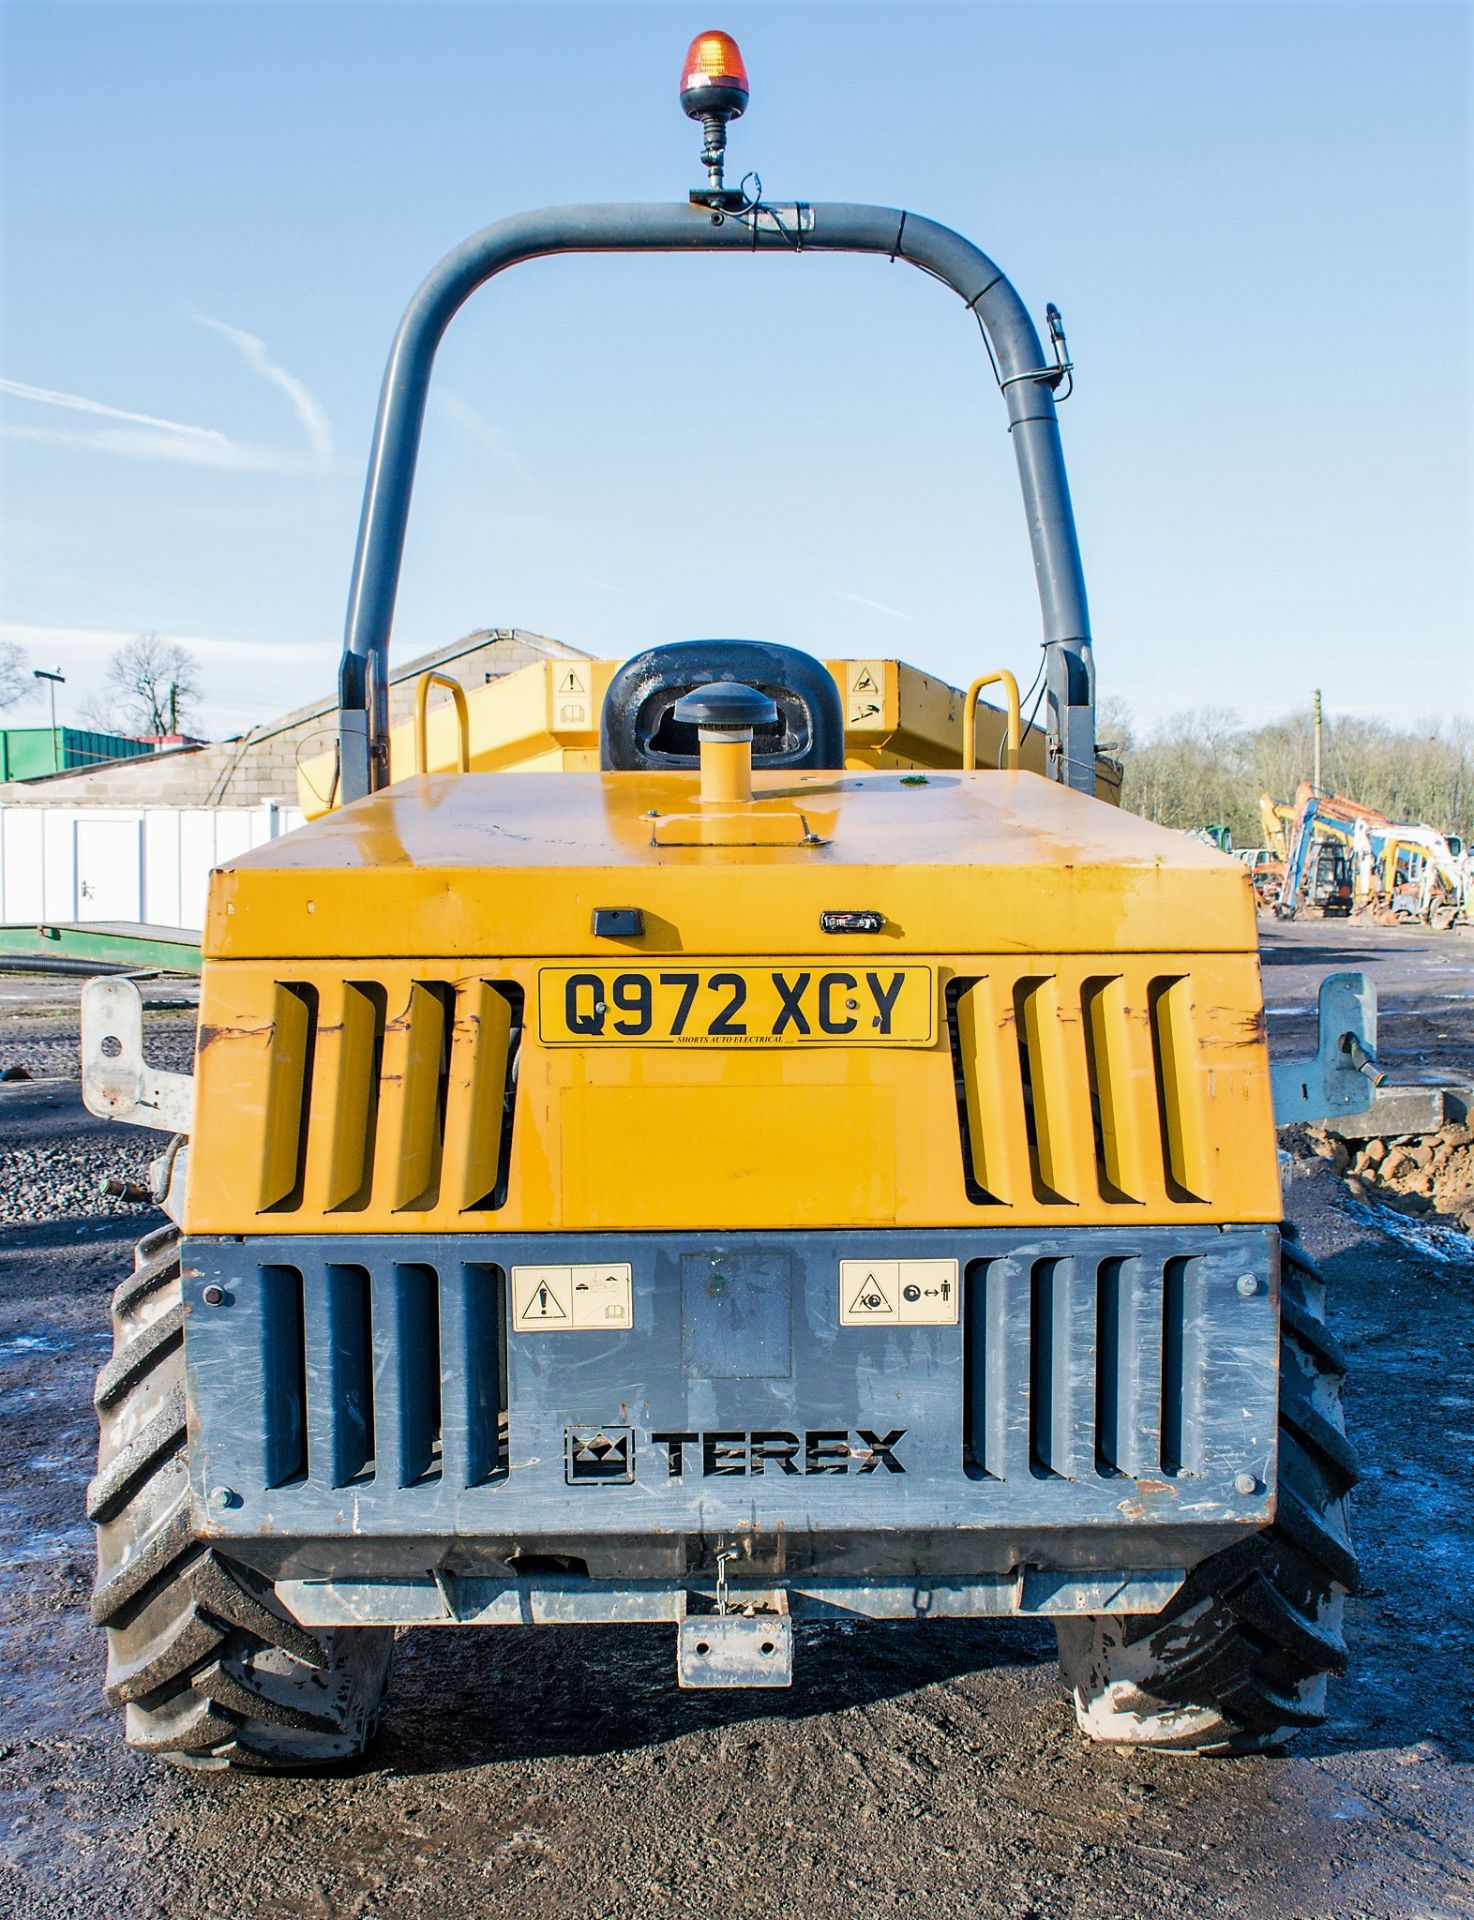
[512,1264,633,1332]
[838,1259,959,1327]
[846,660,885,729]
[554,664,590,728]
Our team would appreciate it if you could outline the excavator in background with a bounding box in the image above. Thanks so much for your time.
[1360,821,1470,930]
[1202,800,1294,912]
[1260,796,1295,860]
[1274,781,1469,928]
[1234,795,1297,908]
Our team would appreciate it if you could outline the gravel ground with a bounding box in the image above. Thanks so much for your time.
[0,1004,195,1226]
[1,933,1472,1920]
[0,1134,159,1226]
[0,984,197,1225]
[0,998,197,1085]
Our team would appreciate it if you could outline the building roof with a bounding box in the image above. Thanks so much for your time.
[0,629,587,805]
[236,627,585,745]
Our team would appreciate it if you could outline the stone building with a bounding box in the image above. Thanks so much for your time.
[0,630,586,810]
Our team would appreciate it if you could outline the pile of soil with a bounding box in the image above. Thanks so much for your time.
[1284,1121,1474,1233]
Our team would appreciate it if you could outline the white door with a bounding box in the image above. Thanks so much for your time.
[74,817,143,922]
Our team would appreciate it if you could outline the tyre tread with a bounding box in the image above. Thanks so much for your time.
[94,1301,187,1410]
[1057,1223,1357,1753]
[91,1229,391,1770]
[86,1382,187,1523]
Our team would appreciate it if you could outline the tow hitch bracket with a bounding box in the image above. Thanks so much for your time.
[676,1588,793,1689]
[1271,970,1382,1126]
[80,976,194,1135]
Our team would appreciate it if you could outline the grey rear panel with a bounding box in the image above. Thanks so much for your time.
[183,1226,1279,1594]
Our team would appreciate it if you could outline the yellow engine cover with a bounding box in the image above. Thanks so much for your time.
[185,768,1278,1235]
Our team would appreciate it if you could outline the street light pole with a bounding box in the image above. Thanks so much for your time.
[32,667,65,744]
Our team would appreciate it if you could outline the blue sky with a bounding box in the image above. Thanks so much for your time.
[2,0,1469,741]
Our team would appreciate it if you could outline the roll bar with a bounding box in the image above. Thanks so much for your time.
[337,200,1095,800]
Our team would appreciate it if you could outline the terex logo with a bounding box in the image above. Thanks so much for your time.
[649,1428,906,1478]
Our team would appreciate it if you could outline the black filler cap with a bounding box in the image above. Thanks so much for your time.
[672,680,779,733]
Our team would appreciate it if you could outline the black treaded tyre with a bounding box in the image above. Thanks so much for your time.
[89,1225,394,1771]
[1055,1227,1358,1753]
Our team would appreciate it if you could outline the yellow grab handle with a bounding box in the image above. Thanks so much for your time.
[962,670,1021,771]
[413,671,470,775]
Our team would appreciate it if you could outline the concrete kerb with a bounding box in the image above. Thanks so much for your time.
[1331,1083,1473,1142]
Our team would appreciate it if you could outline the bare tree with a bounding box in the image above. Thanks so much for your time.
[0,640,29,712]
[81,634,202,737]
[1094,693,1136,755]
[1117,708,1474,846]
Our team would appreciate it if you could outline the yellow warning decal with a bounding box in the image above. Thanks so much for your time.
[839,1259,959,1327]
[553,664,591,728]
[512,1263,633,1332]
[846,660,885,728]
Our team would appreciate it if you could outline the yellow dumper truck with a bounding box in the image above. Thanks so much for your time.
[82,34,1367,1770]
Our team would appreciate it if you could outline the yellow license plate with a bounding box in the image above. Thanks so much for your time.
[537,965,936,1047]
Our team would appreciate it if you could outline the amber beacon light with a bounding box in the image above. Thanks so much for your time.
[680,30,749,194]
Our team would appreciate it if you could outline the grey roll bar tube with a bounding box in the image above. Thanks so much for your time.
[337,200,1095,801]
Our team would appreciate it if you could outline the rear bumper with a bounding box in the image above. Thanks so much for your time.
[182,1225,1280,1617]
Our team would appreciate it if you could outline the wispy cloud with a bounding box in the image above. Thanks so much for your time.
[833,589,913,623]
[0,377,260,467]
[432,388,529,480]
[0,380,303,472]
[0,378,227,443]
[0,320,333,474]
[193,315,333,467]
[0,419,299,471]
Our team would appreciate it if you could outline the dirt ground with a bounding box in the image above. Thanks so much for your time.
[1,924,1472,1920]
[1260,917,1474,1086]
